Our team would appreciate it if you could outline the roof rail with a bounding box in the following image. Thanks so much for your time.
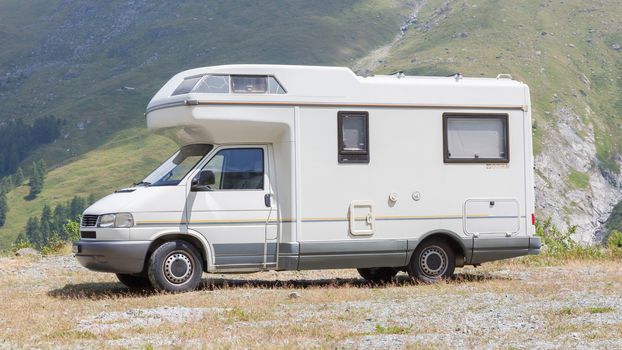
[496,73,513,80]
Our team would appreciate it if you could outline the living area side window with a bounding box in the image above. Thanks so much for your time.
[338,111,369,163]
[443,113,509,163]
[197,148,264,190]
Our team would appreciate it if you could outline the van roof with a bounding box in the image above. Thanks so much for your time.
[147,65,529,113]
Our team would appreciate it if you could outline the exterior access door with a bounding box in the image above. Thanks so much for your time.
[186,146,277,270]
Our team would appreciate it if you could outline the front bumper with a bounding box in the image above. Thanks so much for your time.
[73,240,151,274]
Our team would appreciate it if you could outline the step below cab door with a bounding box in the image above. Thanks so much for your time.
[186,145,276,270]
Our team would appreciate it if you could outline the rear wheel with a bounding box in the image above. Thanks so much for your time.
[408,239,455,283]
[116,273,152,290]
[357,267,398,283]
[147,240,204,293]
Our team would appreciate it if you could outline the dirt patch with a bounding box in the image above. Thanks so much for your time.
[77,306,213,334]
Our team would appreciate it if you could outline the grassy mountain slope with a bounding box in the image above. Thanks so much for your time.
[0,0,412,165]
[0,129,176,248]
[3,0,621,247]
[377,0,621,160]
[0,0,414,248]
[368,0,622,241]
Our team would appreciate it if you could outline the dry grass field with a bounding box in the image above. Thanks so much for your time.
[0,254,620,349]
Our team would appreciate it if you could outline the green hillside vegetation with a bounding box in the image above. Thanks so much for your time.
[2,0,622,248]
[0,116,62,178]
[378,0,622,167]
[567,168,590,190]
[0,0,411,249]
[0,0,410,167]
[0,129,176,248]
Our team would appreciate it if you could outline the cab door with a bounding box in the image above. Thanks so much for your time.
[186,146,276,270]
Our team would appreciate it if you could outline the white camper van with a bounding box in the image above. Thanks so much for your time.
[73,65,540,292]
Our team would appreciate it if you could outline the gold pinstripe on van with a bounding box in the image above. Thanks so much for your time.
[134,214,525,226]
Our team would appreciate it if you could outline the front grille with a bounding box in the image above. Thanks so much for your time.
[81,215,99,227]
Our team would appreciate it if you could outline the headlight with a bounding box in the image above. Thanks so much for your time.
[98,213,134,228]
[98,214,116,228]
[114,213,134,228]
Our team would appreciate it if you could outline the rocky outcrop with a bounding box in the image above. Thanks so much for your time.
[15,247,41,257]
[535,106,622,243]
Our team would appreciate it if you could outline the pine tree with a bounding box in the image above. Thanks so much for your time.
[39,204,52,246]
[0,191,7,227]
[54,204,67,239]
[0,177,11,194]
[0,116,62,178]
[13,167,24,187]
[69,196,86,220]
[19,195,92,249]
[37,159,47,177]
[25,217,41,248]
[87,193,97,206]
[28,161,44,198]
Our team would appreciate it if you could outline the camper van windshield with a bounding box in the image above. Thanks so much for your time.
[142,144,213,187]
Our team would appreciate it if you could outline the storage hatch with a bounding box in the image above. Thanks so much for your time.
[463,198,520,235]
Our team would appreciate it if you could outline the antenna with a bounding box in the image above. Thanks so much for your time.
[447,72,463,81]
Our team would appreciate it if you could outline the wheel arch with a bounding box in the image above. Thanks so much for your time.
[146,230,214,272]
[407,230,471,267]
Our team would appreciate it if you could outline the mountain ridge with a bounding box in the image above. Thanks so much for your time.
[0,0,414,248]
[1,0,622,247]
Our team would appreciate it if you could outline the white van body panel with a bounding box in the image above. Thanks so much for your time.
[74,65,539,275]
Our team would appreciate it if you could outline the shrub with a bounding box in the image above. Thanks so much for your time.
[607,230,622,250]
[40,233,66,255]
[38,221,79,255]
[11,234,32,252]
[535,217,606,260]
[62,220,80,242]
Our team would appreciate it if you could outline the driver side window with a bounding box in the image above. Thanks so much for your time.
[202,148,264,190]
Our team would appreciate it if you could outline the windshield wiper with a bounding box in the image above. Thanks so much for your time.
[132,181,151,187]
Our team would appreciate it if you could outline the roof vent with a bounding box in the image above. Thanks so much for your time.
[390,71,406,79]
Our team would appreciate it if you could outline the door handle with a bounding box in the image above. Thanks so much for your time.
[264,194,271,207]
[366,213,374,225]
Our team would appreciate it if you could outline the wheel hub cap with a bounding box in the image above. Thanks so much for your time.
[163,252,193,285]
[419,246,448,278]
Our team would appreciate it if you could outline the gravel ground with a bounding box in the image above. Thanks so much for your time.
[0,255,620,349]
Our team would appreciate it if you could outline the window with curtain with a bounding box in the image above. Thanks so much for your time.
[443,114,509,163]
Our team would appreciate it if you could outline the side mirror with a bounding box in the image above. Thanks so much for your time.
[191,170,215,191]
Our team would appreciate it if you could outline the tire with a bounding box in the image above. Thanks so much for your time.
[357,267,398,283]
[407,239,455,283]
[116,273,152,290]
[147,240,204,293]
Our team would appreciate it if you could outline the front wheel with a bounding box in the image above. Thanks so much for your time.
[407,239,455,283]
[147,240,204,293]
[357,267,398,283]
